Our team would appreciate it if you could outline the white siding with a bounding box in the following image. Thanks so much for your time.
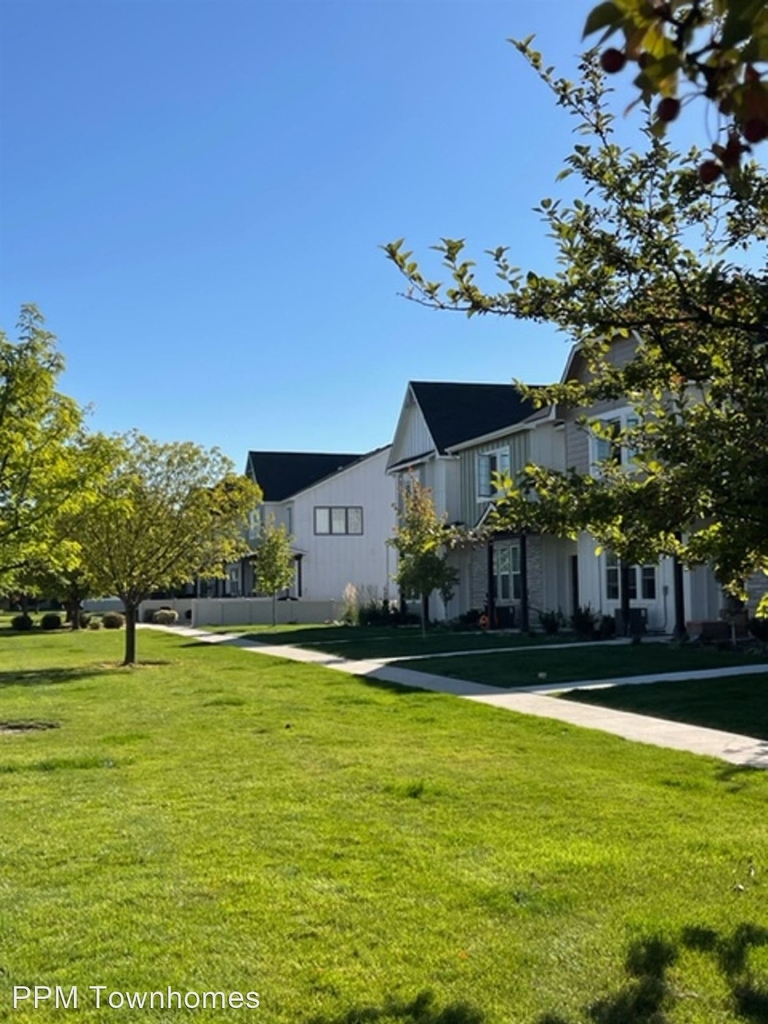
[387,392,434,469]
[290,447,397,603]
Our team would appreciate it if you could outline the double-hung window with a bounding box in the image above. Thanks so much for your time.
[477,447,511,499]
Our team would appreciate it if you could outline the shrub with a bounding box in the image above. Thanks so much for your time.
[78,611,91,628]
[88,617,102,630]
[598,614,616,640]
[359,599,394,627]
[40,612,63,631]
[341,583,360,626]
[458,609,482,629]
[10,613,34,631]
[152,608,179,625]
[538,609,561,635]
[748,616,768,642]
[570,604,598,639]
[102,611,125,630]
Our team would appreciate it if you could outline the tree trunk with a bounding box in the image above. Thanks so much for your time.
[421,592,429,637]
[67,598,81,630]
[123,603,138,665]
[271,593,277,628]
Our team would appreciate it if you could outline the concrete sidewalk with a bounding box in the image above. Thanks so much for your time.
[145,625,768,768]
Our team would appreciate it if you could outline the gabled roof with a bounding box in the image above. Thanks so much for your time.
[409,381,538,454]
[246,451,362,502]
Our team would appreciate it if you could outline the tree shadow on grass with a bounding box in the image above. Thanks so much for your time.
[0,667,107,689]
[713,761,768,786]
[305,990,485,1024]
[536,924,768,1024]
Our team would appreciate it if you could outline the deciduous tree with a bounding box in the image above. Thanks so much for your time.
[253,515,296,627]
[385,46,768,613]
[78,433,262,664]
[0,306,92,587]
[389,479,459,634]
[583,0,767,175]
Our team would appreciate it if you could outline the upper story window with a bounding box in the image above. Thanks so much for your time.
[314,506,363,535]
[477,447,511,499]
[591,411,639,472]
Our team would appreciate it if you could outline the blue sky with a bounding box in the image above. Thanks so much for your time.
[0,0,694,466]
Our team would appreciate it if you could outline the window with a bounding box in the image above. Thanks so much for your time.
[314,506,363,535]
[493,543,521,603]
[594,418,622,465]
[477,447,511,499]
[641,564,656,600]
[606,554,656,601]
[591,411,641,471]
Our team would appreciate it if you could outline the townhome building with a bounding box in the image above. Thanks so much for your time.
[235,446,397,605]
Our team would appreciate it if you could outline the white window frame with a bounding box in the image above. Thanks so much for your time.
[590,409,641,474]
[605,553,657,602]
[493,542,521,604]
[313,506,364,536]
[477,447,511,500]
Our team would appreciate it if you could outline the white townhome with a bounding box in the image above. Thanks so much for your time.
[235,446,397,605]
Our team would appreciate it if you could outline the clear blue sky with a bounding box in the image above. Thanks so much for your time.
[0,0,691,466]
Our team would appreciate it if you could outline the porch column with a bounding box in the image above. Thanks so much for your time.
[620,562,631,637]
[673,550,686,638]
[486,541,496,628]
[520,531,529,633]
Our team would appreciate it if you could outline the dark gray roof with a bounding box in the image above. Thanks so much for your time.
[410,381,538,453]
[246,451,362,501]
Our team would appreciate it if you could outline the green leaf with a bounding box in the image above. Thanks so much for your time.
[583,1,623,39]
[721,0,765,49]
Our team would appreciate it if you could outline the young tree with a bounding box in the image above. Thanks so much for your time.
[0,306,91,587]
[583,0,767,173]
[77,433,262,664]
[253,515,296,627]
[389,479,459,635]
[385,47,768,613]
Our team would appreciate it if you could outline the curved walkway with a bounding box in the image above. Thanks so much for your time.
[144,625,768,769]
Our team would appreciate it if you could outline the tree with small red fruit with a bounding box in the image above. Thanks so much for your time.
[384,45,768,613]
[584,0,767,176]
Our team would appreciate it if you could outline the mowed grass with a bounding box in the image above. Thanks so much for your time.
[1,628,767,1024]
[563,673,768,741]
[206,623,579,659]
[399,641,768,689]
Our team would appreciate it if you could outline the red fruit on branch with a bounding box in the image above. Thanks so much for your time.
[743,117,768,143]
[657,97,681,123]
[698,160,722,185]
[600,48,626,74]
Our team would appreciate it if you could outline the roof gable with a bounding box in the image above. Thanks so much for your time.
[246,451,362,501]
[410,381,537,453]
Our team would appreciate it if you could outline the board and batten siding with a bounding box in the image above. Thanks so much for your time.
[458,431,530,527]
[388,393,434,468]
[563,335,640,473]
[289,447,398,603]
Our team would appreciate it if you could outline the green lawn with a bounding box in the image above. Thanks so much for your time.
[562,673,768,740]
[1,628,767,1023]
[204,622,589,659]
[399,641,768,689]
